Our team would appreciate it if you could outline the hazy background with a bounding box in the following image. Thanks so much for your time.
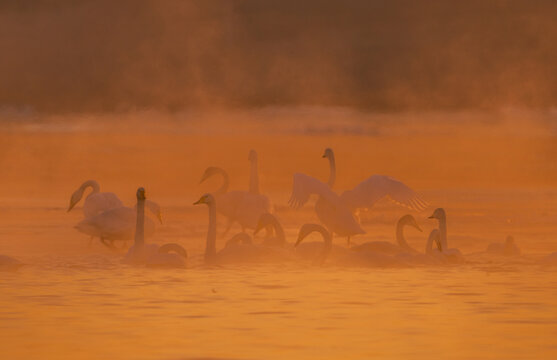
[1,0,557,112]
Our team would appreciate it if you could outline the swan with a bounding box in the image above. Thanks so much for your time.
[123,188,187,268]
[199,150,271,235]
[254,213,287,247]
[486,236,521,256]
[289,149,428,245]
[427,208,464,262]
[351,214,423,255]
[0,255,24,271]
[194,193,293,265]
[67,180,123,218]
[294,224,334,264]
[75,199,163,249]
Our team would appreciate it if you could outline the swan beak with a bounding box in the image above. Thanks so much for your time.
[193,198,204,205]
[67,204,74,212]
[157,213,163,224]
[415,224,423,232]
[428,215,435,219]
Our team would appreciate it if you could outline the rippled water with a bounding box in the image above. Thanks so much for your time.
[2,197,557,360]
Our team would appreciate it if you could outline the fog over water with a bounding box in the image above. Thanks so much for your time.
[1,2,557,360]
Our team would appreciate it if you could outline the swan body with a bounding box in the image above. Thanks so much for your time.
[486,236,521,256]
[294,224,335,264]
[75,200,161,247]
[194,194,293,264]
[289,148,428,242]
[254,213,287,247]
[200,152,271,233]
[351,214,422,255]
[123,188,187,268]
[68,180,123,218]
[0,255,24,271]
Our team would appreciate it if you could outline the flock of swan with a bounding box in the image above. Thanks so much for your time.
[0,148,556,270]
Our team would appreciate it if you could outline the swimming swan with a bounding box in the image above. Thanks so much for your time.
[486,236,521,256]
[75,198,163,249]
[199,150,271,235]
[351,214,423,255]
[0,255,24,271]
[123,188,187,268]
[67,180,123,218]
[294,223,334,265]
[290,149,428,244]
[428,208,464,262]
[194,193,293,265]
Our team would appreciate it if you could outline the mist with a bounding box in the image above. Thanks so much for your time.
[1,0,557,112]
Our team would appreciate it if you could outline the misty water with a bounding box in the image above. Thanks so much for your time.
[1,110,557,359]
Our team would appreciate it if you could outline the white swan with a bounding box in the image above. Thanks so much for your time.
[123,188,187,268]
[486,236,521,256]
[67,180,123,218]
[0,255,24,271]
[75,199,163,249]
[199,150,271,235]
[428,208,464,262]
[194,193,293,265]
[254,213,287,247]
[351,214,423,255]
[294,223,334,264]
[289,149,428,244]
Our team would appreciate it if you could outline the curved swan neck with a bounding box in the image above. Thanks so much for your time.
[327,153,336,188]
[396,219,415,252]
[249,155,260,194]
[135,197,145,247]
[438,215,447,250]
[214,168,229,194]
[205,201,217,261]
[270,216,286,245]
[81,180,100,197]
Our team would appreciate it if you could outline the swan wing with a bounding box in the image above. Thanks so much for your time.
[340,174,428,212]
[83,192,124,218]
[288,173,340,209]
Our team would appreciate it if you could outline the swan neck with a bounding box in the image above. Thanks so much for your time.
[271,216,286,245]
[396,220,415,252]
[438,216,447,250]
[327,155,336,187]
[205,201,217,261]
[249,157,260,194]
[215,168,229,194]
[134,198,145,247]
[81,180,100,197]
[425,235,433,254]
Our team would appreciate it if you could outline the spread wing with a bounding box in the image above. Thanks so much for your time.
[340,175,428,212]
[288,173,341,209]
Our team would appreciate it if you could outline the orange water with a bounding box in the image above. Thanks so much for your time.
[1,110,557,359]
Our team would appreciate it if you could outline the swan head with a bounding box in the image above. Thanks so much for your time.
[322,148,334,159]
[295,223,330,247]
[199,167,220,184]
[399,214,422,232]
[136,187,146,201]
[67,189,83,212]
[428,208,446,222]
[193,193,215,206]
[254,213,275,235]
[248,149,258,162]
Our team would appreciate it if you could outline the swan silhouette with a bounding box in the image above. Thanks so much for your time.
[67,180,123,218]
[74,199,162,249]
[428,208,464,262]
[486,236,521,256]
[123,188,187,268]
[194,194,293,265]
[351,214,423,255]
[289,148,428,245]
[0,255,23,271]
[199,150,271,236]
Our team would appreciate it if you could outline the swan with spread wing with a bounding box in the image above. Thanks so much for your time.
[289,148,428,243]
